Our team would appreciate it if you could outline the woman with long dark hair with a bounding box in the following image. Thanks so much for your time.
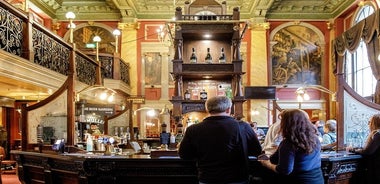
[259,109,323,184]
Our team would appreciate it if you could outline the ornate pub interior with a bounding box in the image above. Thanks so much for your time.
[0,0,379,183]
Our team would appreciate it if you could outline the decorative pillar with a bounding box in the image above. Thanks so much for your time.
[118,22,140,128]
[160,52,170,100]
[249,20,270,125]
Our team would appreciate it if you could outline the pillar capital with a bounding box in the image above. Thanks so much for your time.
[248,18,270,31]
[118,22,140,31]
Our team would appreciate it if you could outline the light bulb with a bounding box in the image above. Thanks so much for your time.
[113,29,121,36]
[297,94,303,102]
[65,12,76,19]
[303,93,310,100]
[107,94,114,102]
[93,36,101,42]
[147,109,156,117]
[99,92,107,100]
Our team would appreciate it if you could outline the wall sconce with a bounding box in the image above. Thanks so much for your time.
[147,109,156,117]
[112,29,121,53]
[157,25,165,42]
[156,23,174,46]
[133,107,155,116]
[93,36,101,61]
[295,87,310,102]
[295,85,336,102]
[65,11,76,44]
[76,85,117,103]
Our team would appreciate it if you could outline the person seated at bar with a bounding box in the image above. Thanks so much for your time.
[312,120,324,142]
[259,109,323,184]
[321,119,337,151]
[348,113,380,184]
[250,121,265,142]
[178,96,262,184]
[262,111,283,155]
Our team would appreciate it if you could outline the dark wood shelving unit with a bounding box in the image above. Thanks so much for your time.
[170,6,246,123]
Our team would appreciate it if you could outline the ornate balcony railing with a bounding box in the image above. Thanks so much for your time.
[0,1,130,86]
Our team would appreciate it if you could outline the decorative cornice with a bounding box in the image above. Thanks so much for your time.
[29,0,358,21]
[29,0,62,18]
[266,0,357,20]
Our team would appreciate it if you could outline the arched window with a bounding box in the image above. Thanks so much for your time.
[344,4,376,101]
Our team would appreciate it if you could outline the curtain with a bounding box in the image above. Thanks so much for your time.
[333,9,380,104]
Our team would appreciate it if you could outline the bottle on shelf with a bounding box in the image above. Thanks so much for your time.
[85,133,93,152]
[37,124,43,143]
[170,132,176,144]
[225,87,233,99]
[125,127,131,143]
[124,127,134,150]
[190,48,197,63]
[191,89,199,100]
[184,89,191,100]
[217,84,226,96]
[175,124,184,144]
[205,48,212,63]
[200,89,208,100]
[218,47,226,63]
[160,122,170,146]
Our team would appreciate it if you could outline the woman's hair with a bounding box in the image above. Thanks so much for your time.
[280,109,319,153]
[369,114,380,131]
[205,96,232,114]
[324,120,337,132]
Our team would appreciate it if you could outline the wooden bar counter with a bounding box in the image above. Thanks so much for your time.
[11,150,362,184]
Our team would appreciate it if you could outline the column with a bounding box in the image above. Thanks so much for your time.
[160,52,170,100]
[118,22,139,128]
[249,20,270,125]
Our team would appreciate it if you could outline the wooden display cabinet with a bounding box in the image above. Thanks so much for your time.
[170,6,246,124]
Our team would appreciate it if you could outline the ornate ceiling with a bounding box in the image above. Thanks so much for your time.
[0,0,358,101]
[29,0,357,22]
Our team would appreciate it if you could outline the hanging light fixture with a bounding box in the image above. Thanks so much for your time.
[76,85,117,103]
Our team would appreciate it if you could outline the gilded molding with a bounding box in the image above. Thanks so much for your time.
[29,0,357,21]
[118,22,140,30]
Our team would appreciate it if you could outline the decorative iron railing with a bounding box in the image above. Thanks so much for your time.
[0,3,25,56]
[0,1,130,86]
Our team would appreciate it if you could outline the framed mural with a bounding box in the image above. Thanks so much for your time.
[144,52,162,86]
[271,25,322,85]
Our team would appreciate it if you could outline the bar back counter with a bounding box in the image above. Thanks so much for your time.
[11,150,361,184]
